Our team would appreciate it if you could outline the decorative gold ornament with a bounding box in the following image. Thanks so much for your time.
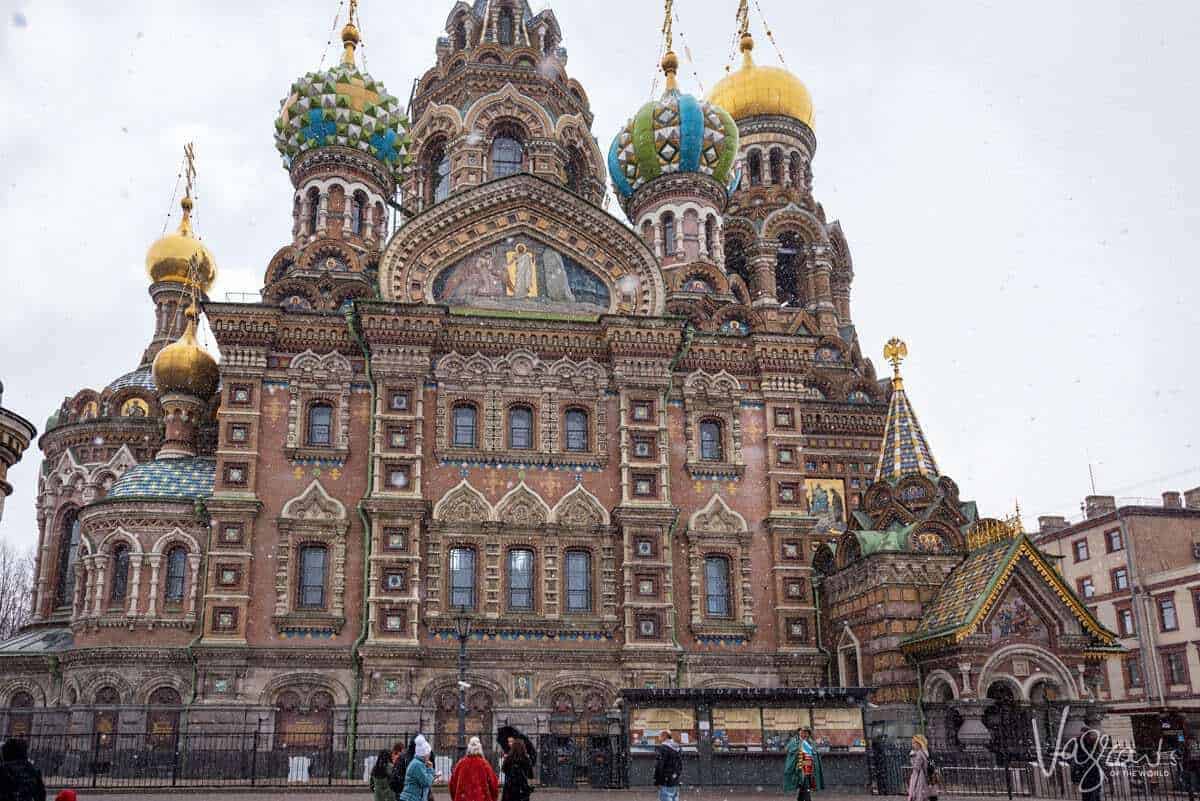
[151,303,220,399]
[341,0,361,66]
[708,27,814,126]
[146,143,216,292]
[883,337,907,378]
[965,518,1020,551]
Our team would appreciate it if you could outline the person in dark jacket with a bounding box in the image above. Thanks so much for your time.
[1069,728,1106,801]
[500,737,534,801]
[0,738,47,801]
[653,730,683,801]
[373,748,399,801]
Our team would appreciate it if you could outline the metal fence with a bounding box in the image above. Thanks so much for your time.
[12,728,621,790]
[871,742,1197,801]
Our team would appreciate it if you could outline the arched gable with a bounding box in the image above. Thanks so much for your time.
[551,484,609,527]
[464,83,555,140]
[281,480,347,522]
[433,481,493,524]
[494,481,551,527]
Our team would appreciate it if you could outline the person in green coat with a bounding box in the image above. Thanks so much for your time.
[372,749,398,801]
[783,729,825,800]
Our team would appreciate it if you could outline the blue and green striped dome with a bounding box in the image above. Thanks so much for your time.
[609,88,739,208]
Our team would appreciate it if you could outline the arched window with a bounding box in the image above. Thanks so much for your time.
[307,402,333,447]
[55,509,81,608]
[297,545,327,609]
[699,420,723,462]
[769,148,784,184]
[565,550,591,613]
[147,686,182,747]
[452,404,477,448]
[508,405,533,450]
[704,555,731,617]
[453,18,468,50]
[748,151,762,186]
[306,187,320,235]
[565,409,589,452]
[565,150,586,195]
[544,34,557,56]
[776,231,803,305]
[428,140,451,204]
[507,549,534,610]
[704,216,717,257]
[349,191,366,236]
[491,133,524,179]
[724,236,751,286]
[6,691,33,737]
[497,7,514,46]
[449,547,476,609]
[790,152,803,189]
[164,547,187,603]
[661,213,677,256]
[110,544,130,603]
[641,220,655,246]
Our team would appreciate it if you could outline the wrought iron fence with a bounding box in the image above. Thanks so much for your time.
[11,727,621,790]
[870,741,1197,801]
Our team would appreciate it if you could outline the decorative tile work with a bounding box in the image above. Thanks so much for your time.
[107,457,215,500]
[876,383,938,483]
[106,366,157,393]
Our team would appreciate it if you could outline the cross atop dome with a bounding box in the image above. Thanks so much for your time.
[875,338,940,484]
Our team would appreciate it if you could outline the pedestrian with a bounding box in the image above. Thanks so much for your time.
[784,731,804,800]
[0,738,46,801]
[799,728,824,793]
[500,737,534,801]
[450,736,499,801]
[373,748,398,801]
[908,735,934,801]
[399,735,437,801]
[652,730,683,801]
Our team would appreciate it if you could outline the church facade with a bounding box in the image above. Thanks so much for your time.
[1,0,1119,757]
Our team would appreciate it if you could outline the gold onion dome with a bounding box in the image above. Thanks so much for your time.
[708,33,814,127]
[152,305,220,399]
[145,197,217,292]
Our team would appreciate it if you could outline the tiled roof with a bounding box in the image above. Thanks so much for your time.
[106,366,156,393]
[875,380,938,484]
[107,457,215,501]
[0,627,73,654]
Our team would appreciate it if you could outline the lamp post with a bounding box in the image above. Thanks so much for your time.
[454,608,474,759]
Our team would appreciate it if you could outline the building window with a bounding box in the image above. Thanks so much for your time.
[389,426,410,449]
[1117,607,1135,636]
[1072,539,1089,562]
[1125,657,1143,689]
[214,607,238,632]
[165,547,187,603]
[566,550,591,613]
[1106,529,1124,552]
[633,473,656,497]
[429,141,451,204]
[705,555,732,618]
[497,7,514,45]
[297,545,327,609]
[491,134,524,179]
[774,407,794,429]
[450,548,476,609]
[386,464,411,490]
[110,544,131,603]
[777,446,795,466]
[383,612,405,632]
[769,147,784,184]
[785,578,806,599]
[453,18,467,50]
[231,385,252,404]
[1163,651,1189,686]
[349,191,366,236]
[661,213,677,256]
[217,565,240,587]
[507,549,534,610]
[565,149,586,194]
[229,424,249,444]
[1159,596,1179,632]
[638,576,656,596]
[776,231,802,304]
[382,570,407,593]
[1112,567,1129,592]
[635,538,655,558]
[748,151,762,186]
[221,525,243,544]
[452,404,477,448]
[390,390,411,411]
[787,618,809,642]
[1077,577,1094,599]
[224,464,247,485]
[790,152,803,188]
[633,436,656,459]
[637,616,658,638]
[564,409,588,452]
[508,405,534,450]
[699,420,723,462]
[6,691,34,738]
[384,527,407,551]
[307,403,333,447]
[704,216,717,257]
[55,509,82,608]
[306,188,320,234]
[632,400,653,422]
[778,482,800,504]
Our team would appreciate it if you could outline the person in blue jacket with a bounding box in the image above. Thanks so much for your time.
[400,735,437,801]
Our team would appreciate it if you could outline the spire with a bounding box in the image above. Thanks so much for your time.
[735,0,754,68]
[341,0,361,65]
[874,338,939,484]
[661,0,679,92]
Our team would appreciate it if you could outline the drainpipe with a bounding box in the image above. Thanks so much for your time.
[913,659,926,736]
[665,321,693,688]
[812,578,834,685]
[186,497,211,705]
[346,305,379,775]
[1119,510,1165,708]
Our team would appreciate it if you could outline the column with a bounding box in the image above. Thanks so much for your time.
[747,241,779,307]
[955,700,994,751]
[186,554,201,620]
[127,554,143,617]
[91,556,108,617]
[145,555,162,618]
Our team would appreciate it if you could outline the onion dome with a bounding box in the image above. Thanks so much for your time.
[609,52,740,206]
[274,19,411,180]
[152,305,219,399]
[145,196,217,292]
[708,33,814,127]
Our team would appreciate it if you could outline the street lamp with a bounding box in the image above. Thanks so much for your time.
[454,608,474,759]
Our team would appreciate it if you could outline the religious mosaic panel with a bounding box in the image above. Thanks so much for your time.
[805,478,846,524]
[432,235,611,314]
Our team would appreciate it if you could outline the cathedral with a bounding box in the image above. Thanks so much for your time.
[0,0,1122,764]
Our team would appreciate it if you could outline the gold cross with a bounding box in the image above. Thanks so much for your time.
[662,0,674,52]
[184,142,196,202]
[736,0,749,38]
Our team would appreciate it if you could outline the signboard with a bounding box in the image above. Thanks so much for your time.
[630,707,696,750]
[712,707,763,750]
[811,707,865,750]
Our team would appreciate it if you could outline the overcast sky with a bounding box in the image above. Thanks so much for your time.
[2,0,1199,552]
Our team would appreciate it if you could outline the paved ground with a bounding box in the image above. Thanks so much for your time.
[46,790,877,800]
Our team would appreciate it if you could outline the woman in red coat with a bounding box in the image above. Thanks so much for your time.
[450,737,500,801]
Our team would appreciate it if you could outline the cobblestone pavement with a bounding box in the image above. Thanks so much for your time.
[44,790,879,801]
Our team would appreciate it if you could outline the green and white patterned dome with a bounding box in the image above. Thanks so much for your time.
[273,22,411,181]
[609,53,739,211]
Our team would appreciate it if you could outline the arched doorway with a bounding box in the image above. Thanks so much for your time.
[434,688,493,757]
[543,688,612,788]
[923,679,962,752]
[1028,679,1065,750]
[275,690,334,751]
[6,691,33,738]
[983,681,1033,759]
[146,687,182,749]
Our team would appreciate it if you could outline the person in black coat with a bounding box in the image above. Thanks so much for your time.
[653,730,683,801]
[0,738,47,801]
[501,737,534,801]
